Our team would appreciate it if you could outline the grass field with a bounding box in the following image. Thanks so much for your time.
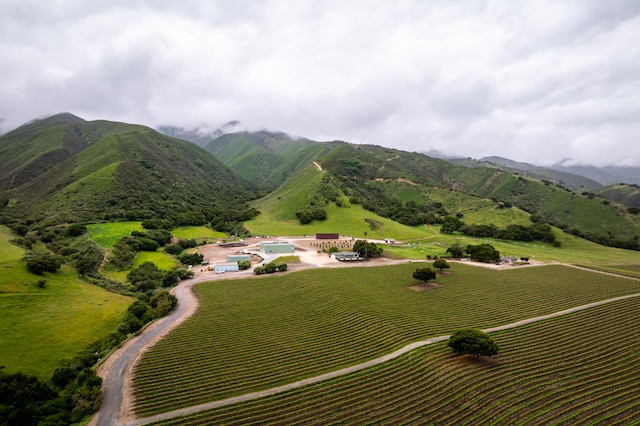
[246,202,436,240]
[87,221,143,248]
[0,227,131,378]
[133,251,179,270]
[385,226,640,266]
[132,263,640,416]
[150,295,640,425]
[171,226,226,240]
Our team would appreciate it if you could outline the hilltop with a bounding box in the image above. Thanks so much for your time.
[0,113,256,226]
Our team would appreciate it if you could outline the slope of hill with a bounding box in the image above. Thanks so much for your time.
[447,156,602,190]
[240,138,640,247]
[203,131,333,189]
[0,114,256,225]
[551,163,640,185]
[594,183,640,209]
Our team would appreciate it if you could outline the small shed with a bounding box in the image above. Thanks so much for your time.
[260,242,295,254]
[331,251,360,261]
[316,233,339,240]
[213,262,239,273]
[228,254,251,263]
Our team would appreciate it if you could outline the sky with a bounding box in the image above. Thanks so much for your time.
[1,0,639,166]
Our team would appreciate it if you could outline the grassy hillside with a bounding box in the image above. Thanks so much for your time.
[0,225,131,378]
[595,183,640,208]
[0,114,256,225]
[204,131,333,190]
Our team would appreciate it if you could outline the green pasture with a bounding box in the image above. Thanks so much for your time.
[152,295,640,425]
[385,226,640,266]
[0,268,131,378]
[0,226,131,378]
[133,251,178,270]
[171,226,226,240]
[246,202,435,240]
[133,263,640,415]
[87,221,143,248]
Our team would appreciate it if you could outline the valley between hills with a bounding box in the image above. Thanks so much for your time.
[1,113,640,425]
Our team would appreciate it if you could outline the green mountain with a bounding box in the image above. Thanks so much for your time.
[212,134,640,248]
[203,131,335,190]
[0,113,255,225]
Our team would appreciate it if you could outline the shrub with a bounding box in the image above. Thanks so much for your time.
[26,253,62,275]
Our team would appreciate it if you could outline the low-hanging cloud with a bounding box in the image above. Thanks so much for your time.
[1,0,639,166]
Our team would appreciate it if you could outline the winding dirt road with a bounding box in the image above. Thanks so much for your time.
[92,262,640,426]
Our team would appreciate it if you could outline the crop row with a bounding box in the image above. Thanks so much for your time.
[132,263,640,416]
[148,295,640,425]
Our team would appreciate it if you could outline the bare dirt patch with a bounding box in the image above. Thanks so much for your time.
[409,282,443,291]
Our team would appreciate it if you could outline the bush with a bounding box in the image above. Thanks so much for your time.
[238,260,251,270]
[26,253,62,275]
[179,252,203,266]
[448,329,499,357]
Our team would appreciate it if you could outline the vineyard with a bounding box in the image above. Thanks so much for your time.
[148,294,640,425]
[131,263,640,418]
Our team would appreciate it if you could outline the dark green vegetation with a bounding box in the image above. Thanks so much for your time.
[412,267,436,283]
[132,263,640,417]
[0,113,256,227]
[149,295,640,425]
[448,329,500,357]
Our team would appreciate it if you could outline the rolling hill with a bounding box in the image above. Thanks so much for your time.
[208,133,640,247]
[0,114,256,226]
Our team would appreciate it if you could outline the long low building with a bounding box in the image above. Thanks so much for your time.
[213,262,239,273]
[330,251,360,261]
[260,241,295,254]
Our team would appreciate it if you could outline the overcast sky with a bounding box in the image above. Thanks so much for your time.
[1,0,639,166]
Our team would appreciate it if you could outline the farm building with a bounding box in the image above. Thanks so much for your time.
[316,233,339,240]
[260,241,295,254]
[331,251,360,261]
[213,262,239,273]
[228,254,251,263]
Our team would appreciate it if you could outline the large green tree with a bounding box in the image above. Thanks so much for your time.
[448,329,499,357]
[432,259,450,272]
[353,239,382,258]
[465,243,500,263]
[412,267,437,283]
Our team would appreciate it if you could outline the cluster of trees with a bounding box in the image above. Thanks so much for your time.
[353,239,383,258]
[0,365,102,425]
[295,208,327,224]
[164,238,198,255]
[108,229,172,270]
[25,252,62,275]
[126,261,193,292]
[254,261,288,274]
[441,216,556,244]
[357,196,449,227]
[119,290,178,334]
[208,205,259,236]
[445,243,500,263]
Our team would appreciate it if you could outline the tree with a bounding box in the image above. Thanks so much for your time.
[445,243,465,258]
[26,253,62,275]
[413,267,436,283]
[353,239,382,258]
[448,329,499,357]
[465,243,500,263]
[432,259,450,272]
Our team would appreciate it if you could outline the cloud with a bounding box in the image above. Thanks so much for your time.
[1,0,639,166]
